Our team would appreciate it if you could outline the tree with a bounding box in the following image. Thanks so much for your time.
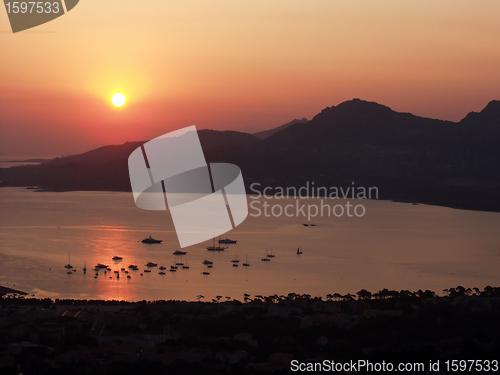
[196,295,204,302]
[333,293,343,301]
[342,293,354,301]
[356,289,372,300]
[215,295,222,303]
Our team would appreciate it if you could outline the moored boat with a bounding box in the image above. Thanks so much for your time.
[142,235,162,244]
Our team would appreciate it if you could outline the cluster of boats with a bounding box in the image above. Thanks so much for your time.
[64,235,305,278]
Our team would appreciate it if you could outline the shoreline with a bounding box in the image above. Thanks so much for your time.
[0,285,28,296]
[1,185,500,213]
[2,286,497,305]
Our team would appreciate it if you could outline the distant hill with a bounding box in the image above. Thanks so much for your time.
[1,99,499,212]
[253,118,308,139]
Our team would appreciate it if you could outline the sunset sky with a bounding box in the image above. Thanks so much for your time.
[1,0,499,157]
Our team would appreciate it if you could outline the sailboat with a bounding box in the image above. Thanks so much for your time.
[296,247,303,255]
[207,236,227,251]
[64,252,73,269]
[231,255,239,263]
[242,255,250,267]
[266,248,275,258]
[83,262,87,274]
[182,260,190,269]
[202,266,210,275]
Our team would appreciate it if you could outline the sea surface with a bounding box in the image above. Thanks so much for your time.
[0,187,499,301]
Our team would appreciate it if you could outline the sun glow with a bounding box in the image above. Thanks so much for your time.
[112,93,126,107]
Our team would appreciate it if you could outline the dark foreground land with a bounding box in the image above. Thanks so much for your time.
[0,286,498,374]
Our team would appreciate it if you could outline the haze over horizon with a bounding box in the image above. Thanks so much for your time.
[1,0,499,157]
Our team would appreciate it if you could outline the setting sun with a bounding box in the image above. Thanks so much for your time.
[112,93,126,107]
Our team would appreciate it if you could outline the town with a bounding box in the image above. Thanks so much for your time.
[1,286,498,374]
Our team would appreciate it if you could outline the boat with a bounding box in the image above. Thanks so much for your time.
[124,270,129,274]
[219,238,237,244]
[128,264,138,270]
[127,275,131,279]
[182,262,190,269]
[173,250,187,255]
[64,252,73,269]
[112,256,123,261]
[121,267,125,271]
[145,262,157,267]
[159,266,167,270]
[175,262,184,266]
[231,255,239,263]
[113,270,119,274]
[242,255,250,267]
[170,265,178,270]
[159,271,166,275]
[144,269,151,273]
[261,258,271,262]
[142,235,162,244]
[66,270,73,274]
[95,263,108,269]
[303,224,309,227]
[296,247,303,255]
[83,262,86,274]
[202,271,210,275]
[169,268,176,272]
[207,237,227,251]
[266,249,275,258]
[232,263,239,267]
[202,260,213,265]
[207,264,213,268]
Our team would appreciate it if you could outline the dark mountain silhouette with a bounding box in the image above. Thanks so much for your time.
[253,118,308,139]
[1,99,499,211]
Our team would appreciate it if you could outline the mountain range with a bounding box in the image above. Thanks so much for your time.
[1,99,499,211]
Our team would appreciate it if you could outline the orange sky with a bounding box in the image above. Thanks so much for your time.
[1,0,499,157]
